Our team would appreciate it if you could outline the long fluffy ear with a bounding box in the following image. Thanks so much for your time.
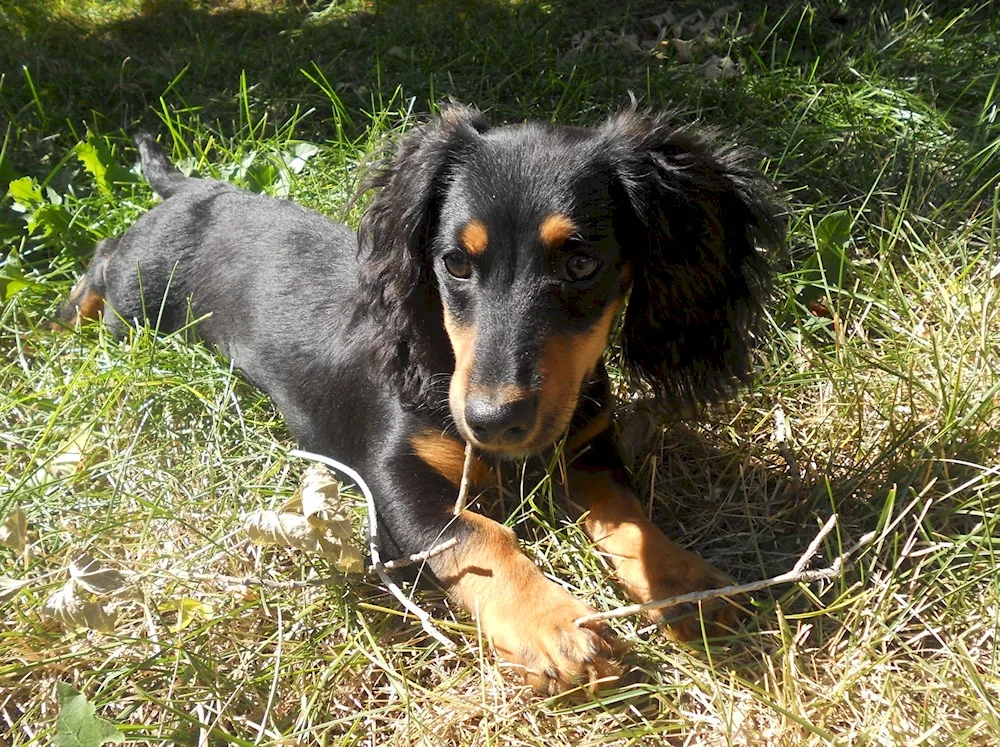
[356,105,491,402]
[602,109,785,407]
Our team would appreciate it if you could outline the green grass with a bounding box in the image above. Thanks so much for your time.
[3,0,1000,744]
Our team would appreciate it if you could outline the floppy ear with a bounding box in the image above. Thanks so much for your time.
[357,105,491,402]
[602,109,785,406]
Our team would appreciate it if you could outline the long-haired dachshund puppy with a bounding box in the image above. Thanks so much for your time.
[53,106,784,694]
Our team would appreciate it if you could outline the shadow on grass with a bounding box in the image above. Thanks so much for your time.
[2,0,651,160]
[5,0,996,210]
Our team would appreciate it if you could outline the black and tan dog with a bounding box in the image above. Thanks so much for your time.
[53,106,784,694]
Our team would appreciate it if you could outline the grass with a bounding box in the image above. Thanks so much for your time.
[2,0,1000,743]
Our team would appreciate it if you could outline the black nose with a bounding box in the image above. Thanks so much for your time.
[464,394,538,446]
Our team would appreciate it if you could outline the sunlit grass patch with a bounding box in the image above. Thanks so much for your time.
[3,1,1000,744]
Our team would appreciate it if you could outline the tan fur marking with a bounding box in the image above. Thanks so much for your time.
[533,300,622,445]
[443,308,477,438]
[410,429,490,487]
[567,469,738,640]
[466,383,531,405]
[431,511,622,693]
[539,214,576,248]
[459,219,489,255]
[49,277,105,330]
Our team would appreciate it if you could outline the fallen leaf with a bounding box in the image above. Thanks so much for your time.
[245,510,344,557]
[699,54,740,80]
[1,576,32,603]
[244,465,362,572]
[45,425,95,479]
[42,580,116,633]
[295,463,341,521]
[69,555,127,595]
[158,597,215,632]
[54,682,124,747]
[0,505,27,552]
[336,544,365,575]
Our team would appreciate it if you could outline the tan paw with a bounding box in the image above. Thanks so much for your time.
[488,579,624,696]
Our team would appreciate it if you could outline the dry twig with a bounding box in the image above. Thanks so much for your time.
[576,514,875,626]
[382,537,458,570]
[453,441,476,515]
[290,449,456,649]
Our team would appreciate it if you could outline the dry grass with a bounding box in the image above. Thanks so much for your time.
[3,1,1000,744]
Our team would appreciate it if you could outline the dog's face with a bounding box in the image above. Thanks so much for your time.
[432,126,633,453]
[359,106,784,457]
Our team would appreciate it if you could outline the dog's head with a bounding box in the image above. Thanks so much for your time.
[359,105,784,456]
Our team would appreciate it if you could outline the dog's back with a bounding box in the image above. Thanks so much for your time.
[53,135,364,388]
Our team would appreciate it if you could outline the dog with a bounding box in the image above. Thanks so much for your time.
[52,106,784,694]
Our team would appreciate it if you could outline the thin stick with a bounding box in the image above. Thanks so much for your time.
[382,537,458,570]
[290,449,455,649]
[576,515,875,626]
[453,441,475,515]
[791,513,838,574]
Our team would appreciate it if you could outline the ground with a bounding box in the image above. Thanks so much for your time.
[2,1,999,744]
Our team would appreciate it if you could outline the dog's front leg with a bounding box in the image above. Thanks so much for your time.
[389,429,623,695]
[431,510,622,694]
[565,432,739,640]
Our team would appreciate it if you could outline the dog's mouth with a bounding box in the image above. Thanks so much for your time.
[444,302,623,456]
[450,391,578,457]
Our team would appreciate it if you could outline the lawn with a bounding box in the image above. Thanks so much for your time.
[2,0,1000,744]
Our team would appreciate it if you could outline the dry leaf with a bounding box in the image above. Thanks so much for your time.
[69,554,128,595]
[245,509,362,574]
[287,465,354,539]
[246,510,342,556]
[336,544,365,575]
[699,55,739,80]
[1,577,31,603]
[244,465,362,572]
[299,464,340,517]
[45,425,95,478]
[671,37,695,63]
[0,505,27,553]
[42,580,116,633]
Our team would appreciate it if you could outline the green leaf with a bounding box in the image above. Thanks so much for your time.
[6,176,43,209]
[285,142,320,174]
[794,210,857,313]
[28,202,72,237]
[53,683,124,747]
[77,137,139,195]
[244,160,281,193]
[159,597,215,632]
[76,141,110,195]
[1,251,44,303]
[814,210,854,253]
[3,176,72,239]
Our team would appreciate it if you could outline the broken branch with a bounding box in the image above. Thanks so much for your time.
[576,514,875,626]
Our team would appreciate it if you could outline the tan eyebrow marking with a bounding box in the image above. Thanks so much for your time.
[459,219,489,255]
[539,214,576,248]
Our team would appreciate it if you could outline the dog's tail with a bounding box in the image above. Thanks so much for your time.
[133,133,188,199]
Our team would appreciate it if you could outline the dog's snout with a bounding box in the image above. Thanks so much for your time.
[465,393,538,446]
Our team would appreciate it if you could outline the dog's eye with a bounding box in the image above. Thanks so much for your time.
[564,252,601,282]
[443,252,473,279]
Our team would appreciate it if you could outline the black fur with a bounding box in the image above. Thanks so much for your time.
[356,106,492,406]
[599,111,783,405]
[357,106,784,412]
[54,107,785,693]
